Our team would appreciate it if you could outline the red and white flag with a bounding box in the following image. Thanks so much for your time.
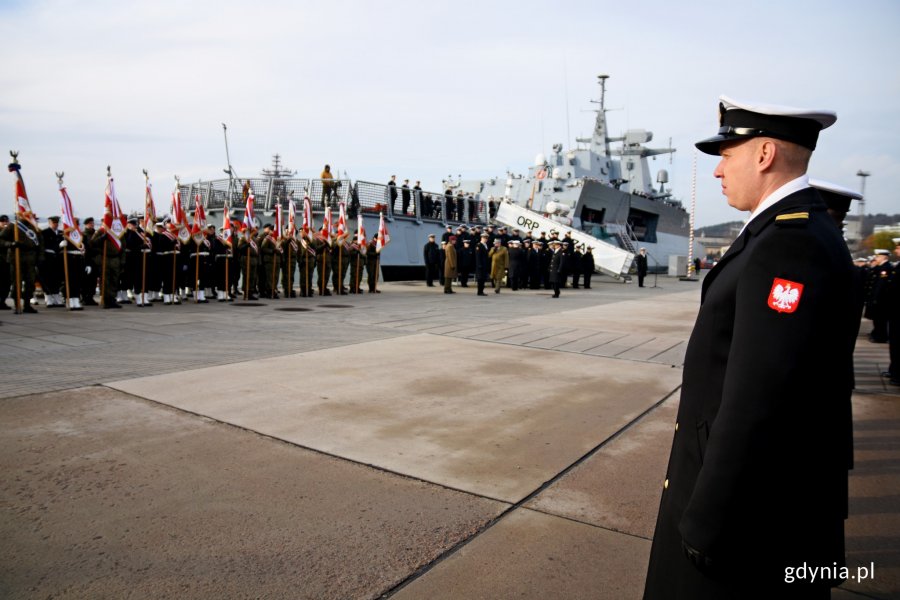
[274,203,283,242]
[376,211,390,253]
[302,196,313,240]
[103,176,127,249]
[220,208,233,248]
[11,168,39,230]
[288,197,297,238]
[337,201,351,249]
[59,183,83,249]
[191,192,207,244]
[243,188,256,238]
[337,201,347,238]
[322,206,333,246]
[357,214,367,255]
[171,186,191,244]
[144,180,157,232]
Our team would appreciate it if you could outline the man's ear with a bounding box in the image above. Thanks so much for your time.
[757,139,777,172]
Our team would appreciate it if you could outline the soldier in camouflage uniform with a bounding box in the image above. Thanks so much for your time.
[257,224,281,299]
[348,235,365,294]
[281,230,299,298]
[297,238,316,297]
[366,238,380,293]
[237,228,260,300]
[313,231,332,296]
[331,236,350,295]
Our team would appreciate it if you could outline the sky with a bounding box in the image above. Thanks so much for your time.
[1,0,898,227]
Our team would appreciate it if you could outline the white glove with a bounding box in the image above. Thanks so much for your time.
[85,266,92,275]
[59,240,67,248]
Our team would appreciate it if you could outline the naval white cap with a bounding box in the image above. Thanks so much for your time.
[893,238,900,245]
[809,178,863,213]
[696,95,837,155]
[875,249,890,255]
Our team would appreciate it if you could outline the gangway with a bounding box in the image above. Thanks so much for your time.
[495,201,634,279]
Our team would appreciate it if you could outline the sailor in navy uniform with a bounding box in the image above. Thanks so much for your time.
[643,97,858,599]
[808,179,862,232]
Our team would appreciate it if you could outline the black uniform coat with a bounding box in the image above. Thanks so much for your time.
[644,189,857,599]
[474,242,489,281]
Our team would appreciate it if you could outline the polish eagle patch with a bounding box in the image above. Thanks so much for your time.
[768,278,804,313]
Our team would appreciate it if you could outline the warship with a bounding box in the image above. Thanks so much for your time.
[184,74,691,280]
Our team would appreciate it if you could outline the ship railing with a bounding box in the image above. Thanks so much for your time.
[354,180,489,226]
[179,177,358,216]
[179,176,491,227]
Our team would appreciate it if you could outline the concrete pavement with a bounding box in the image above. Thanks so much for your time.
[1,277,897,599]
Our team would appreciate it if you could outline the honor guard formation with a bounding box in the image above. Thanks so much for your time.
[1,159,391,313]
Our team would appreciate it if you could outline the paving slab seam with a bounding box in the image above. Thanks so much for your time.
[100,384,518,508]
[434,332,685,367]
[379,384,683,599]
[517,505,653,541]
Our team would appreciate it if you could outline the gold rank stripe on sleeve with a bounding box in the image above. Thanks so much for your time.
[775,212,809,221]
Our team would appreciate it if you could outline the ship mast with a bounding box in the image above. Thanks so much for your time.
[591,74,611,158]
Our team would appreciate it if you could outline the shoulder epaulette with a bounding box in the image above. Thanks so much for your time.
[775,211,809,227]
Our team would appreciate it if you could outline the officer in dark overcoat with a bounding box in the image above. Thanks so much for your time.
[643,97,858,599]
[474,233,490,296]
[423,234,441,287]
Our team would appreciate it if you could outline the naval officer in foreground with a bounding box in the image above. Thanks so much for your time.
[643,97,858,599]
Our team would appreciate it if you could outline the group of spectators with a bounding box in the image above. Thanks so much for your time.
[858,242,900,386]
[387,176,496,222]
[423,223,596,298]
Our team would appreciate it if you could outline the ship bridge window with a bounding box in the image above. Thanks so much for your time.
[627,208,658,243]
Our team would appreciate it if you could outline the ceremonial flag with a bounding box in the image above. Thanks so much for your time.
[243,188,256,238]
[337,201,351,249]
[337,201,347,238]
[171,186,191,243]
[376,211,390,253]
[357,213,367,255]
[322,206,333,246]
[274,203,283,242]
[103,176,127,249]
[12,168,38,230]
[302,196,313,240]
[144,180,157,232]
[220,208,233,248]
[288,197,297,238]
[191,192,206,244]
[59,183,83,249]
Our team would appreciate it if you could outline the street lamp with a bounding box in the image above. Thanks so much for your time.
[856,170,870,247]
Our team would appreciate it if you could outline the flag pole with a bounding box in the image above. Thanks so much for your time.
[287,243,292,298]
[270,247,276,299]
[338,245,343,295]
[171,246,177,304]
[374,253,380,293]
[56,171,71,308]
[9,151,23,314]
[194,247,200,302]
[101,243,107,308]
[245,245,250,300]
[355,253,360,294]
[141,169,149,305]
[320,249,326,294]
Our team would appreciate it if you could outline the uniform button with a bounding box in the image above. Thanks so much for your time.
[664,479,669,489]
[675,422,679,432]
